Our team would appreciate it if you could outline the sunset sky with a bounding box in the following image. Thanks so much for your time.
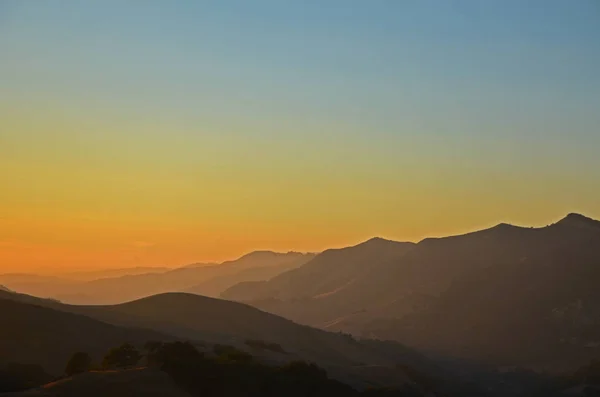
[1,1,599,273]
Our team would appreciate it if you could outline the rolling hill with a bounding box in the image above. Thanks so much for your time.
[0,290,438,390]
[0,297,170,375]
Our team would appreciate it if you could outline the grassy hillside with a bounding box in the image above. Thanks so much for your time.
[0,368,192,397]
[0,298,169,375]
[0,290,437,390]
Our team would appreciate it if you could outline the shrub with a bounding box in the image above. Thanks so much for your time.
[102,343,141,369]
[65,352,92,376]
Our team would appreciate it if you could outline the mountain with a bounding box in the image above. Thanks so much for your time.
[58,266,173,281]
[223,214,600,370]
[222,237,416,326]
[0,297,170,376]
[0,252,313,305]
[0,274,79,300]
[184,252,315,297]
[362,213,600,369]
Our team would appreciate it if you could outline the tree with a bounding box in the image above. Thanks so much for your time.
[65,352,92,376]
[102,343,141,370]
[144,341,164,367]
[213,344,253,364]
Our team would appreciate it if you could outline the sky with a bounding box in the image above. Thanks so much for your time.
[1,0,599,273]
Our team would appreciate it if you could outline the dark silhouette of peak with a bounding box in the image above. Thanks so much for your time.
[240,250,278,258]
[491,222,516,230]
[237,250,291,260]
[317,237,412,256]
[359,237,409,248]
[417,221,531,248]
[365,236,389,243]
[223,250,314,268]
[557,212,600,228]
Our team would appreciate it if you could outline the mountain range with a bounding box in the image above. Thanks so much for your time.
[222,213,600,370]
[3,213,600,395]
[0,251,314,305]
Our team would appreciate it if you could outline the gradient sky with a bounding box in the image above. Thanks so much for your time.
[1,1,599,273]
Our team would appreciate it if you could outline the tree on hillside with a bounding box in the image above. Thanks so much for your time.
[102,343,141,370]
[65,352,92,376]
[144,340,163,353]
[144,341,164,368]
[213,344,253,364]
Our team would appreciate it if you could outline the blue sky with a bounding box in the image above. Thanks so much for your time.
[1,1,600,270]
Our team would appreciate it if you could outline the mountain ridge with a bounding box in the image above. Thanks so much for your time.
[223,213,600,370]
[0,251,314,305]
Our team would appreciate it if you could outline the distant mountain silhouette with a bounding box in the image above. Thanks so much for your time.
[0,274,79,300]
[183,261,308,298]
[223,214,600,370]
[58,266,173,281]
[0,252,313,305]
[222,238,414,325]
[183,251,315,297]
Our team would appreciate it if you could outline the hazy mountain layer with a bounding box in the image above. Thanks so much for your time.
[0,251,313,305]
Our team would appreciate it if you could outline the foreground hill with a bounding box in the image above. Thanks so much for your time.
[0,252,313,305]
[0,290,436,390]
[224,214,600,370]
[0,368,192,397]
[0,298,169,375]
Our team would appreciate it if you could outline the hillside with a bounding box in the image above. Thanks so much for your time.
[364,214,600,369]
[223,214,600,370]
[79,294,435,376]
[0,290,437,390]
[0,368,192,397]
[222,238,415,325]
[0,298,170,375]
